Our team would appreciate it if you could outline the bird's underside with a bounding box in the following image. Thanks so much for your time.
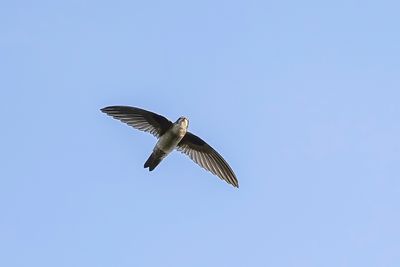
[101,105,239,188]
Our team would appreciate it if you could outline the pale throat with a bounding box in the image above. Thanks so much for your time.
[180,119,188,129]
[173,120,188,137]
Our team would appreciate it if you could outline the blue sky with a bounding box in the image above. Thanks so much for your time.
[1,0,399,266]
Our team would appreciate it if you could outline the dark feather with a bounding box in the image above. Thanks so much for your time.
[144,148,166,171]
[177,132,238,188]
[101,106,172,137]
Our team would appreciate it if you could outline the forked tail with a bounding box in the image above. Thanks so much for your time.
[144,148,166,171]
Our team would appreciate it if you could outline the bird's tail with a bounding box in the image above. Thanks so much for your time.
[144,148,166,171]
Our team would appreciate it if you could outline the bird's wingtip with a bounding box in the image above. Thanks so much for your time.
[100,107,109,113]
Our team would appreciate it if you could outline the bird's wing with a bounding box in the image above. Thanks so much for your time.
[101,106,173,138]
[177,132,238,188]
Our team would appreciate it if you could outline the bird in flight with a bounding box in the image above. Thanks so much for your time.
[101,106,238,188]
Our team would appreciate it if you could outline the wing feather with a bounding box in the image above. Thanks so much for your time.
[177,132,238,188]
[101,106,172,138]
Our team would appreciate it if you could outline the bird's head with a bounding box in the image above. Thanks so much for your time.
[176,116,189,129]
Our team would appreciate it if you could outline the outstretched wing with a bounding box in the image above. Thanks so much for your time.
[177,132,238,188]
[101,106,172,138]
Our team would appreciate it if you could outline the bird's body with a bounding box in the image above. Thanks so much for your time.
[144,117,188,171]
[155,117,188,154]
[101,106,238,188]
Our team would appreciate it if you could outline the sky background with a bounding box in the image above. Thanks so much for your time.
[1,1,399,266]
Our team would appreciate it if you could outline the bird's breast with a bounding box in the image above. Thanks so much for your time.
[155,125,186,153]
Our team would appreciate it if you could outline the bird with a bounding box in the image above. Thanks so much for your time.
[100,106,238,188]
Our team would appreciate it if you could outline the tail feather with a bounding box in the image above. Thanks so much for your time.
[144,153,161,171]
[144,149,166,171]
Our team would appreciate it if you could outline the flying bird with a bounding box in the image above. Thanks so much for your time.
[101,106,238,188]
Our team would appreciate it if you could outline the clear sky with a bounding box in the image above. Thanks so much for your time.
[1,1,399,266]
